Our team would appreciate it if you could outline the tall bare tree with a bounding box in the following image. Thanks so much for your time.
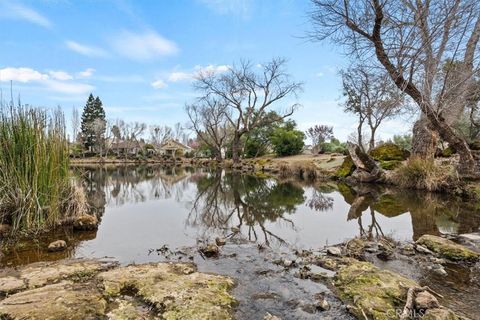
[186,98,230,161]
[150,125,172,146]
[340,66,403,150]
[194,58,302,162]
[310,0,480,176]
[306,124,333,153]
[71,107,80,143]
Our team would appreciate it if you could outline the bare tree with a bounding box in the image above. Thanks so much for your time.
[306,124,333,153]
[150,125,172,146]
[309,0,480,176]
[340,66,403,150]
[186,98,230,160]
[71,107,80,143]
[194,58,302,162]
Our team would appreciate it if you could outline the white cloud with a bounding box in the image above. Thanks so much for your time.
[316,72,324,77]
[151,79,167,89]
[167,71,192,82]
[110,30,178,61]
[44,80,94,95]
[48,70,73,81]
[77,68,95,78]
[166,64,230,83]
[0,67,48,82]
[199,0,252,18]
[0,67,94,95]
[0,2,52,28]
[65,41,108,57]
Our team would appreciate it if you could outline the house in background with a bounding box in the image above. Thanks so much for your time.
[158,139,192,157]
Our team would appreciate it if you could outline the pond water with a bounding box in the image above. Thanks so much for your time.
[3,164,480,266]
[2,165,480,319]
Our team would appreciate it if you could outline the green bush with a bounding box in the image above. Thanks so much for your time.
[270,123,305,156]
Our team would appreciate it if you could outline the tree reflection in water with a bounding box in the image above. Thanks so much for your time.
[187,170,308,245]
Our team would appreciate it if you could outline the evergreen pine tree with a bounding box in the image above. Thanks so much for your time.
[80,94,106,150]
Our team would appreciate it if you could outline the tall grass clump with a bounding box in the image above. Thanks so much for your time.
[392,157,458,192]
[0,105,84,233]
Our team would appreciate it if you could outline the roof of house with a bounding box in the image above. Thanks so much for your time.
[158,139,192,150]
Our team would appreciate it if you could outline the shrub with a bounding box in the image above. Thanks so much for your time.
[0,106,85,232]
[270,127,305,156]
[392,157,458,192]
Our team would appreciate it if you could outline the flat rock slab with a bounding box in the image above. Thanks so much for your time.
[0,281,107,320]
[0,258,118,294]
[0,259,236,320]
[99,262,236,320]
[416,234,480,261]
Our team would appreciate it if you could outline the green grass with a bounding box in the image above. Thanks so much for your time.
[0,104,85,233]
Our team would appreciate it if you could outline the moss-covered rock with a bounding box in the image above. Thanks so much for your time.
[440,147,455,158]
[416,234,479,261]
[334,260,417,320]
[335,156,356,178]
[98,262,236,319]
[369,143,409,161]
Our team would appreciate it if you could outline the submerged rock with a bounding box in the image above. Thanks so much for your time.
[98,262,236,319]
[47,240,67,252]
[416,234,480,261]
[199,243,220,257]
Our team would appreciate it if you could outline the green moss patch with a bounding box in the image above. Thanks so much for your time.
[335,156,356,178]
[369,143,409,161]
[416,234,479,261]
[334,260,417,320]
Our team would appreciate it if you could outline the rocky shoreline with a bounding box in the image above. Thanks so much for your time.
[0,232,478,319]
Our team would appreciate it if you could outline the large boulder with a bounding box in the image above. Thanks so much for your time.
[347,143,383,182]
[416,234,479,261]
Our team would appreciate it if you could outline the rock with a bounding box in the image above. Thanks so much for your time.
[416,234,480,261]
[199,243,219,257]
[314,293,331,311]
[264,312,281,320]
[326,247,342,256]
[215,237,227,246]
[415,291,440,310]
[0,223,12,235]
[73,214,98,231]
[334,260,418,320]
[422,307,462,320]
[430,264,448,276]
[47,240,67,252]
[335,155,356,178]
[0,258,117,294]
[231,227,240,233]
[98,262,236,319]
[0,281,107,320]
[458,232,480,243]
[415,244,434,254]
[402,244,416,256]
[283,259,295,268]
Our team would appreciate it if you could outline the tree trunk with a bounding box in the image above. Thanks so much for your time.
[232,135,240,163]
[357,116,365,152]
[369,127,377,151]
[411,118,438,160]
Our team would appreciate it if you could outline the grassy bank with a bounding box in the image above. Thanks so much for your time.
[0,106,85,233]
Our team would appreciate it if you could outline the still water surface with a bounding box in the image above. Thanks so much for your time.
[3,164,480,266]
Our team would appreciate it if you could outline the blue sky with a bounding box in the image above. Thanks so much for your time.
[0,0,410,141]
